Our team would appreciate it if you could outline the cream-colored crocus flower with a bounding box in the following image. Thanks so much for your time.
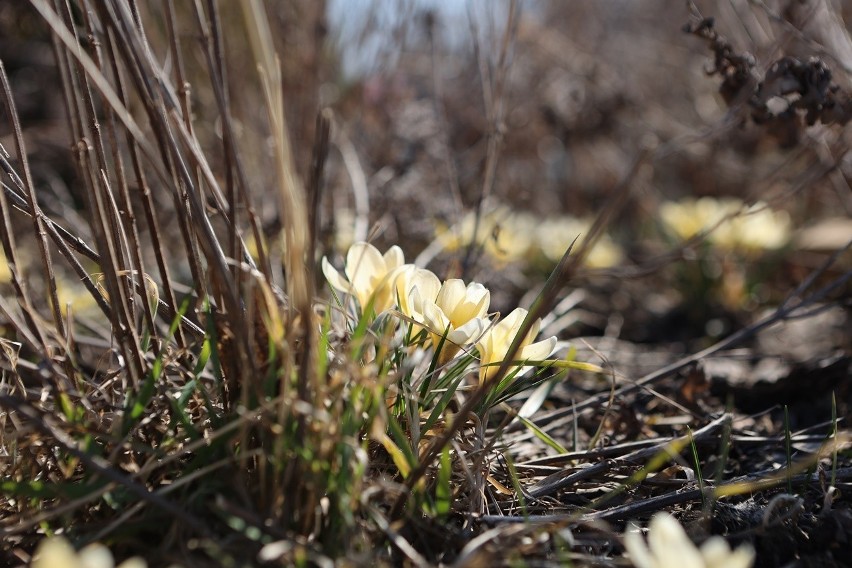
[476,307,556,384]
[624,512,754,568]
[33,536,147,568]
[537,216,623,269]
[660,197,790,253]
[484,212,537,265]
[660,197,738,242]
[393,265,441,322]
[435,206,535,266]
[714,201,790,252]
[322,242,406,315]
[419,279,490,361]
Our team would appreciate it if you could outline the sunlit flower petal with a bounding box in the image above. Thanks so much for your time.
[394,266,441,320]
[624,513,754,568]
[646,513,704,568]
[33,537,149,568]
[624,525,655,568]
[345,242,387,301]
[322,242,407,314]
[660,197,789,253]
[700,537,755,568]
[408,278,492,360]
[383,245,405,271]
[322,257,355,296]
[446,317,487,346]
[33,537,82,568]
[476,307,556,383]
[519,336,557,362]
[436,280,490,327]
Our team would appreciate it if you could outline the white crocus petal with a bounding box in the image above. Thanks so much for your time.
[345,242,387,306]
[701,537,754,568]
[447,317,487,345]
[421,299,450,333]
[726,547,756,568]
[321,257,355,296]
[700,538,733,568]
[476,308,556,383]
[116,559,148,568]
[519,336,557,362]
[323,242,409,314]
[383,245,405,270]
[409,271,441,313]
[79,544,116,568]
[623,524,655,568]
[647,513,704,568]
[437,280,490,326]
[435,279,466,314]
[395,266,440,319]
[623,512,754,568]
[33,537,83,568]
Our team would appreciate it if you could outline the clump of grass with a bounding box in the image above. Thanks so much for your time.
[0,2,596,565]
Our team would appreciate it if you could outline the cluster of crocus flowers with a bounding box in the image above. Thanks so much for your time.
[32,536,148,568]
[624,512,755,568]
[322,242,557,381]
[659,197,790,253]
[434,205,623,269]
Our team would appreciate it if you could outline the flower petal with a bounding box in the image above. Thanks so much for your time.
[519,336,557,362]
[33,537,83,568]
[421,299,450,333]
[383,245,405,270]
[413,270,441,304]
[623,525,654,568]
[448,317,487,345]
[345,242,385,298]
[500,307,528,333]
[321,257,355,295]
[395,267,440,317]
[701,538,754,568]
[436,279,466,311]
[79,544,116,568]
[647,513,703,568]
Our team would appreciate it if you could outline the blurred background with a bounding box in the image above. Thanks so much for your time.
[0,0,850,349]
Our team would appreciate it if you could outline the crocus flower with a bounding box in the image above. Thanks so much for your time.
[536,217,623,269]
[435,207,535,265]
[33,536,147,568]
[476,307,556,383]
[322,242,406,315]
[392,265,441,323]
[624,512,754,568]
[659,197,790,252]
[421,279,490,357]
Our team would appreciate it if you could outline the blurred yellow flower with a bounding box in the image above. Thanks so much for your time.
[329,208,356,254]
[322,242,406,315]
[435,207,535,265]
[0,253,10,283]
[715,202,790,252]
[33,536,147,568]
[436,207,622,269]
[56,276,101,316]
[536,217,623,268]
[660,197,790,252]
[624,512,754,568]
[476,307,556,383]
[660,197,736,241]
